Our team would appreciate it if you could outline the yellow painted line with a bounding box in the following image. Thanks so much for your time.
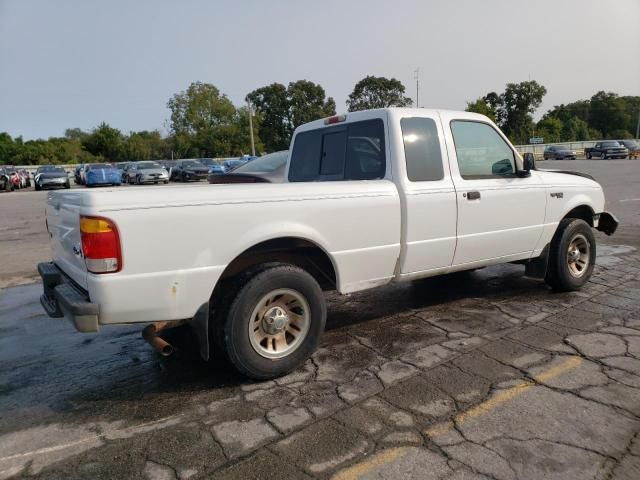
[426,356,582,438]
[331,447,409,480]
[330,356,582,480]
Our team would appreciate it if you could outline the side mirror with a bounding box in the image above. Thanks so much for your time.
[523,152,536,171]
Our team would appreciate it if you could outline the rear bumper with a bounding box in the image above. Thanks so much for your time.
[38,262,99,332]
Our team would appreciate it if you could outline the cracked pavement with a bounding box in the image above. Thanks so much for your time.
[1,159,640,479]
[1,244,639,480]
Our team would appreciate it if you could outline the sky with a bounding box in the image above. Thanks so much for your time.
[1,0,639,140]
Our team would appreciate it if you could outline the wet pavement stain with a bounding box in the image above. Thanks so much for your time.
[0,246,639,479]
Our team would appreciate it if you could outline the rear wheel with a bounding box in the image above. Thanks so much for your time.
[545,219,595,292]
[214,264,326,380]
[64,182,70,189]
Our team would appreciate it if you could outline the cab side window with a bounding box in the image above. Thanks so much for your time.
[450,121,515,179]
[401,117,444,181]
[289,119,386,182]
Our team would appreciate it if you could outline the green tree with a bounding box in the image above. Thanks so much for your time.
[589,91,629,138]
[536,117,563,143]
[246,83,291,152]
[498,81,547,144]
[562,117,590,141]
[346,76,412,112]
[0,132,16,164]
[83,123,124,161]
[465,92,501,122]
[167,82,237,156]
[287,80,335,130]
[247,79,335,152]
[231,106,264,155]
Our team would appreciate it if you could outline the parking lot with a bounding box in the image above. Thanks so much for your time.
[1,159,640,479]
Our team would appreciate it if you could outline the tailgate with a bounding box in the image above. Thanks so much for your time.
[46,192,88,289]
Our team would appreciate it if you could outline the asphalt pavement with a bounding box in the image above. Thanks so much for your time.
[1,159,639,479]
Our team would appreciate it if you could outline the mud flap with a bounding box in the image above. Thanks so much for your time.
[189,302,210,361]
[595,211,619,236]
[525,244,550,279]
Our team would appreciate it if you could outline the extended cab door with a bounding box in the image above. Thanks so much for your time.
[439,113,547,267]
[390,111,457,276]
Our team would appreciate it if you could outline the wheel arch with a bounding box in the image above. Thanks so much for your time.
[211,236,339,300]
[561,204,596,227]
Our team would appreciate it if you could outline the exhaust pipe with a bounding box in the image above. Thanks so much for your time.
[142,321,184,356]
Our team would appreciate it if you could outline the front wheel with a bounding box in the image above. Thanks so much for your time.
[215,264,326,380]
[545,219,596,292]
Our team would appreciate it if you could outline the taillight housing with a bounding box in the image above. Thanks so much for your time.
[80,215,122,273]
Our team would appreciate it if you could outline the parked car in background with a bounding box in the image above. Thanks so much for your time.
[5,168,22,190]
[543,145,577,160]
[0,167,12,191]
[208,163,226,175]
[619,140,640,159]
[125,161,170,185]
[208,150,288,184]
[34,166,71,190]
[198,158,226,175]
[85,163,121,187]
[170,159,209,182]
[74,164,85,184]
[115,162,135,182]
[159,160,176,178]
[585,141,628,159]
[223,158,249,171]
[18,169,32,187]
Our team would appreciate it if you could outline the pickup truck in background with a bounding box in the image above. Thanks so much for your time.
[585,141,629,159]
[38,108,618,380]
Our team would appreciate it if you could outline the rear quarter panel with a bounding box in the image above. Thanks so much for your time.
[80,182,401,324]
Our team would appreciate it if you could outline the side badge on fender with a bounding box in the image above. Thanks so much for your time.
[550,192,564,199]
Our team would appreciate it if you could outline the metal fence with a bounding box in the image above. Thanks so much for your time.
[514,141,598,159]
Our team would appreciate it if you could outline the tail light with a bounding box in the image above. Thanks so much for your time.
[80,215,122,273]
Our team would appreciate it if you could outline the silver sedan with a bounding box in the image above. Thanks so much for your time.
[126,161,170,185]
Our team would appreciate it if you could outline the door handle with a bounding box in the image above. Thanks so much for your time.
[465,191,481,200]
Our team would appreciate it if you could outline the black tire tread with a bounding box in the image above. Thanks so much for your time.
[545,218,595,292]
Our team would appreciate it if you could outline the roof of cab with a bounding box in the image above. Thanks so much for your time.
[294,107,490,134]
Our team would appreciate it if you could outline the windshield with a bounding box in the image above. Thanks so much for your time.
[622,141,639,148]
[233,151,288,174]
[602,141,621,147]
[198,158,217,166]
[36,166,64,173]
[137,162,162,170]
[181,160,204,168]
[37,166,65,174]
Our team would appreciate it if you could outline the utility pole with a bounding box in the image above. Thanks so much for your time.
[414,68,420,108]
[247,101,256,156]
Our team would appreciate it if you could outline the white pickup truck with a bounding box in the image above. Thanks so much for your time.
[39,108,618,379]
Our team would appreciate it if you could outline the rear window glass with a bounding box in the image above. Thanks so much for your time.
[289,119,385,182]
[401,118,444,181]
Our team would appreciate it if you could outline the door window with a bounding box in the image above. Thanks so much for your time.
[450,121,515,179]
[401,118,444,182]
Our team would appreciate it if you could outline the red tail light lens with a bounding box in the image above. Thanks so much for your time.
[80,216,122,273]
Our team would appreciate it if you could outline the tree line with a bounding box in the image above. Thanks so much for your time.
[466,83,640,144]
[1,75,638,165]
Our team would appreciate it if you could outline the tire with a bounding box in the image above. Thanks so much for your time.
[587,153,592,159]
[136,175,141,185]
[545,219,596,292]
[214,263,326,380]
[35,183,41,191]
[163,180,168,184]
[64,182,70,189]
[182,173,188,182]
